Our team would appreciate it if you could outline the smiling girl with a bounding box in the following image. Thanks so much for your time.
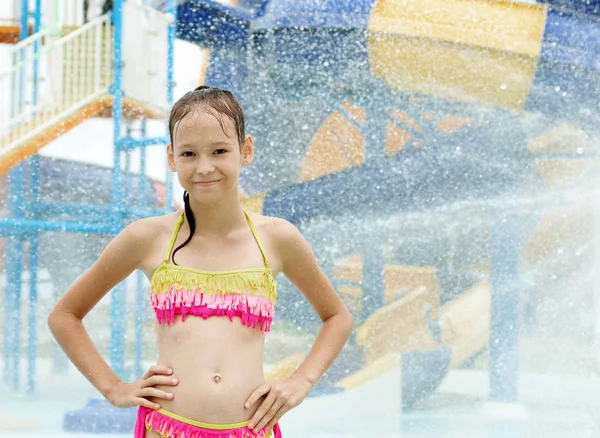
[48,86,353,438]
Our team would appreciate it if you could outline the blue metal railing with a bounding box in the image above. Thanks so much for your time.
[2,0,176,393]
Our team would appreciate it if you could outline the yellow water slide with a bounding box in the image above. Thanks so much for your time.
[261,0,596,402]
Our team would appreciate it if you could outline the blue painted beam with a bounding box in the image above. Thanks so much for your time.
[17,201,164,219]
[0,219,114,235]
[116,136,169,149]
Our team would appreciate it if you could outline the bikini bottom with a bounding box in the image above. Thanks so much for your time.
[134,406,282,438]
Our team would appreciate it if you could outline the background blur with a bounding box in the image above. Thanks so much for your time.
[1,0,600,437]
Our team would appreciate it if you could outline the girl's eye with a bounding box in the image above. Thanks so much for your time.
[214,149,227,155]
[181,151,194,157]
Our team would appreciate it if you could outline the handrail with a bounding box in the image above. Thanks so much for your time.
[0,14,113,159]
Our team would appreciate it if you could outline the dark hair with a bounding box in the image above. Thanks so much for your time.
[169,86,246,265]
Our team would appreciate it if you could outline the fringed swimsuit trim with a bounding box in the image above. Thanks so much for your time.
[135,406,282,438]
[150,210,277,332]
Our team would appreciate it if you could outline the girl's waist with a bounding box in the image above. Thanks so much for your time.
[151,369,266,424]
[155,340,264,371]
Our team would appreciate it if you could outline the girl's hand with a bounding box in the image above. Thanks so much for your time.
[244,375,313,433]
[106,365,179,410]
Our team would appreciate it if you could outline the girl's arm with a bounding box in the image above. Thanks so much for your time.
[278,220,353,385]
[48,220,177,409]
[246,218,353,432]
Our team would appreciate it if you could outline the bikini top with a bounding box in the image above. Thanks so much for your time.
[150,210,277,332]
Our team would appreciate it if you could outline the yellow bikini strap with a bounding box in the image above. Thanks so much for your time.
[243,210,270,269]
[163,211,185,264]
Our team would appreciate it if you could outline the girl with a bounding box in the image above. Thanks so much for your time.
[48,86,353,438]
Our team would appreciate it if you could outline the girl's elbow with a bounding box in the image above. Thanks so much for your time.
[338,308,354,335]
[47,308,77,332]
[47,309,62,332]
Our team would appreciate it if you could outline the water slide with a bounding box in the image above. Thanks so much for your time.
[172,0,600,406]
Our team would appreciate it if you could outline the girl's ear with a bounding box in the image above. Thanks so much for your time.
[167,144,176,172]
[240,135,255,165]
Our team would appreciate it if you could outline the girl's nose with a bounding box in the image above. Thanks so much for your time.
[195,160,215,174]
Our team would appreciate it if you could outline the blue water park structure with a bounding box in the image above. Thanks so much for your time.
[2,0,600,433]
[1,0,178,394]
[177,0,600,404]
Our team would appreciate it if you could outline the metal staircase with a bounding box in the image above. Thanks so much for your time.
[0,13,113,171]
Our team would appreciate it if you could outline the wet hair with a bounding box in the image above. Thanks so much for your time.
[169,85,246,264]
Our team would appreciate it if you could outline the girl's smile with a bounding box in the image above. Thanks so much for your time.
[193,180,221,187]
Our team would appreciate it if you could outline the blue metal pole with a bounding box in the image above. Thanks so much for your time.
[124,146,131,207]
[140,120,147,207]
[11,237,23,391]
[18,0,28,111]
[27,155,41,394]
[167,0,176,106]
[362,247,385,321]
[489,211,522,402]
[110,0,126,380]
[3,0,29,389]
[32,0,42,105]
[27,233,39,394]
[8,166,25,392]
[9,163,25,391]
[164,0,177,214]
[165,155,173,214]
[3,240,14,384]
[135,270,144,379]
[19,0,28,39]
[26,0,42,395]
[361,101,386,320]
[133,119,148,379]
[365,101,387,161]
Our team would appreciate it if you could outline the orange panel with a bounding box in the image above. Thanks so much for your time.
[385,122,410,155]
[0,25,32,43]
[0,97,168,174]
[0,101,104,174]
[300,101,473,180]
[299,101,365,181]
[436,116,471,134]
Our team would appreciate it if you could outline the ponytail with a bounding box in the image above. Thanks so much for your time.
[171,191,196,265]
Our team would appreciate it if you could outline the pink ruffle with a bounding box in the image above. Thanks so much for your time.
[150,287,275,332]
[136,407,282,438]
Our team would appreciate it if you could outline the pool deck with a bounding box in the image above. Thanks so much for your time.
[2,361,600,438]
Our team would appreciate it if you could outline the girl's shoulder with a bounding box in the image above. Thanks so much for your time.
[245,212,302,246]
[122,210,183,246]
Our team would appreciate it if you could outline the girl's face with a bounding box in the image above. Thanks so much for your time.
[168,109,253,204]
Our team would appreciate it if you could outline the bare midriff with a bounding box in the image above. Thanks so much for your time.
[150,315,266,423]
